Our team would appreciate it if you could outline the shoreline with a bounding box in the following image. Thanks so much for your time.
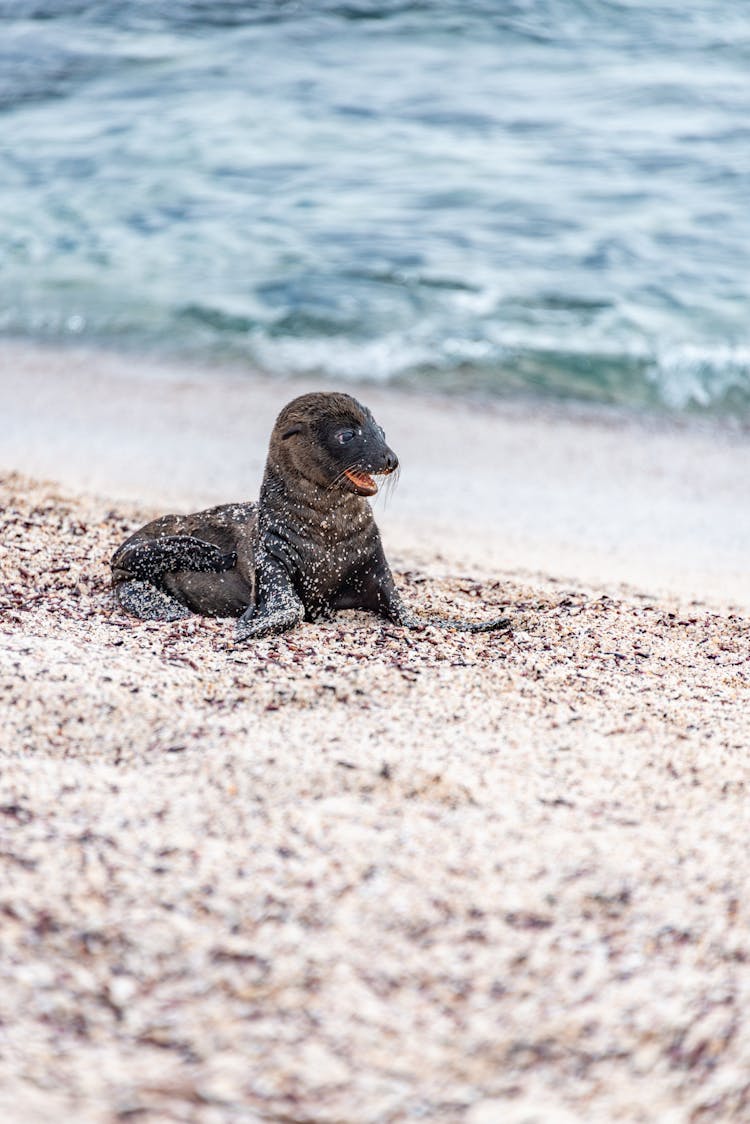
[5,332,750,439]
[1,337,748,613]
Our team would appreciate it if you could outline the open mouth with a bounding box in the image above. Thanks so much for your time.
[343,468,378,496]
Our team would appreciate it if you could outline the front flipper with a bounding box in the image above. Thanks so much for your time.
[235,603,304,642]
[113,535,236,582]
[388,596,511,634]
[406,612,511,634]
[114,579,191,622]
[373,555,511,634]
[235,554,304,642]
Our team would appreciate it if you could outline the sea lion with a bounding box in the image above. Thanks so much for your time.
[111,392,510,641]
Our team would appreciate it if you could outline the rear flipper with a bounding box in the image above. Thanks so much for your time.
[113,535,236,582]
[114,579,191,622]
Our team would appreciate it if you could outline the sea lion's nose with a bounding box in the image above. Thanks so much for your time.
[385,449,399,473]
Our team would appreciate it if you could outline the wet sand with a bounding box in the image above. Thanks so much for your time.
[1,342,750,1122]
[1,339,749,610]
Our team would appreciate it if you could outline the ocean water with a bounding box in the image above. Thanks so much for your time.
[1,1,749,414]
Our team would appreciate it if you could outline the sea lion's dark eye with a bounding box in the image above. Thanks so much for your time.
[336,429,356,444]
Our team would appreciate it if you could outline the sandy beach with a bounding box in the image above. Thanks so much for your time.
[1,342,750,1122]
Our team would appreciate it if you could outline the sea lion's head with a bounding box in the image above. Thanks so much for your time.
[270,392,399,497]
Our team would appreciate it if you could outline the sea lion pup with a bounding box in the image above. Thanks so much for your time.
[111,392,511,641]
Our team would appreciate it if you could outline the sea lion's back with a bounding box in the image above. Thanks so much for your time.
[112,501,257,567]
[180,501,258,553]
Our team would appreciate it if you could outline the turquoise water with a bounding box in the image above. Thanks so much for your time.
[1,1,750,413]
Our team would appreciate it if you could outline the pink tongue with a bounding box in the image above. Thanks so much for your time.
[345,469,377,492]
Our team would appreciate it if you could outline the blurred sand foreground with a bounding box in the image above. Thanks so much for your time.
[1,341,749,1123]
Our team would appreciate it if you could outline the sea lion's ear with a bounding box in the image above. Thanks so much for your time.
[281,424,303,440]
